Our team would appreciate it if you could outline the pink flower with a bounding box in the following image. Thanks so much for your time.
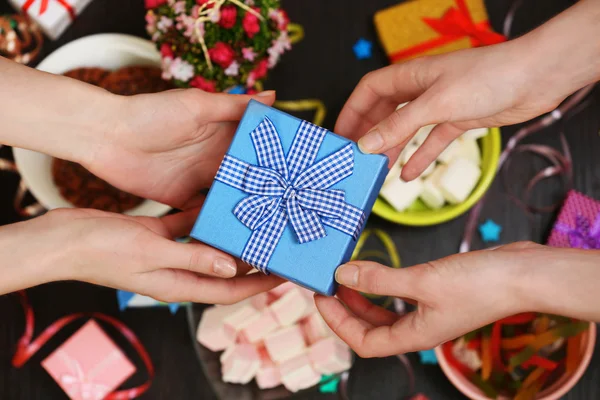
[269,9,289,31]
[219,5,237,29]
[169,57,195,81]
[190,76,216,92]
[224,61,240,76]
[157,16,173,32]
[145,12,157,34]
[268,32,291,68]
[160,43,174,58]
[176,13,196,39]
[191,5,200,18]
[242,47,256,62]
[161,57,173,80]
[208,42,235,69]
[172,1,186,14]
[242,8,261,38]
[247,58,268,87]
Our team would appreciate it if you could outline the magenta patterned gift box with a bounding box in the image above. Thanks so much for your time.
[547,190,600,249]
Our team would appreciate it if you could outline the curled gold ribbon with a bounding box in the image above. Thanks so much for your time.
[352,229,402,308]
[287,23,304,44]
[194,0,264,71]
[273,99,327,126]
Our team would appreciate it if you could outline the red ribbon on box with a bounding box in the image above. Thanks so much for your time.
[21,0,76,20]
[12,290,154,400]
[390,0,506,63]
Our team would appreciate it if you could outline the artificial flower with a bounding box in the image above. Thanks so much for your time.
[157,16,173,32]
[190,76,217,92]
[176,13,196,39]
[160,43,174,58]
[269,9,289,31]
[267,31,291,68]
[209,42,235,68]
[169,57,195,81]
[224,61,240,76]
[173,1,186,14]
[219,5,237,29]
[242,47,257,62]
[242,8,261,38]
[161,57,173,80]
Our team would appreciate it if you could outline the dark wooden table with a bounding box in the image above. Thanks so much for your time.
[1,0,599,398]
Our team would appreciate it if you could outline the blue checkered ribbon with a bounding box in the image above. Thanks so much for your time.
[215,117,366,273]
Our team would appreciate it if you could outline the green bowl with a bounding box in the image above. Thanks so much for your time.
[372,128,502,226]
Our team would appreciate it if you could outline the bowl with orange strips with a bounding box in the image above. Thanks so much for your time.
[434,314,596,400]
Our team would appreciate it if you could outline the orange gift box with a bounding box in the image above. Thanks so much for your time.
[374,0,505,63]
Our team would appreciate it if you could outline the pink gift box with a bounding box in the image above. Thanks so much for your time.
[547,190,600,249]
[41,320,136,400]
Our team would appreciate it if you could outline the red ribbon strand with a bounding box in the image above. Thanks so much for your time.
[390,0,506,63]
[12,290,154,399]
[21,0,76,20]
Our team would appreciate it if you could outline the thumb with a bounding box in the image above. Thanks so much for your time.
[334,261,422,300]
[193,90,276,123]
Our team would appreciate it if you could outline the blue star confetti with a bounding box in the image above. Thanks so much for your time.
[479,219,502,243]
[353,38,373,60]
[418,349,438,365]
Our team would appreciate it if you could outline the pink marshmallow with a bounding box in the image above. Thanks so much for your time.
[223,304,261,338]
[270,288,311,326]
[302,312,334,345]
[255,348,281,389]
[249,292,269,311]
[309,337,352,375]
[241,309,280,343]
[221,344,261,384]
[264,325,306,363]
[279,354,321,393]
[268,281,296,298]
[196,306,236,352]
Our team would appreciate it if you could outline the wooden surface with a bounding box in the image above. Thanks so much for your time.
[1,0,599,399]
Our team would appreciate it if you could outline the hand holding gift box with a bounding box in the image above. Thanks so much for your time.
[9,0,92,40]
[191,101,388,295]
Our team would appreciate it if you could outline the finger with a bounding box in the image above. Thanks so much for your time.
[401,122,466,181]
[180,193,207,210]
[336,286,398,326]
[194,90,276,122]
[334,261,421,300]
[316,295,431,357]
[161,207,202,238]
[148,237,239,279]
[138,268,283,304]
[335,61,430,140]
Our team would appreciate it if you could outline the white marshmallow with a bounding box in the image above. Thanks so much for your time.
[400,144,419,166]
[462,128,489,141]
[419,161,436,178]
[412,125,435,146]
[380,172,423,212]
[420,177,445,209]
[438,158,481,204]
[384,157,402,184]
[458,138,481,166]
[437,140,461,164]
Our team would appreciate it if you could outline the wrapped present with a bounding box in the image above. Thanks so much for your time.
[117,290,182,314]
[41,320,136,400]
[547,190,600,249]
[9,0,92,40]
[191,101,388,295]
[374,0,505,64]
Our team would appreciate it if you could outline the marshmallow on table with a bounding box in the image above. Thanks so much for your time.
[400,144,419,166]
[302,312,334,345]
[223,303,261,338]
[420,161,435,178]
[241,309,280,343]
[264,325,307,363]
[221,344,261,384]
[196,306,237,351]
[268,281,296,299]
[384,158,402,184]
[249,292,269,311]
[380,170,424,212]
[437,140,461,164]
[462,128,488,141]
[256,347,281,389]
[412,125,435,146]
[270,288,311,326]
[309,337,352,375]
[279,354,322,393]
[420,177,445,209]
[458,138,481,166]
[439,158,481,204]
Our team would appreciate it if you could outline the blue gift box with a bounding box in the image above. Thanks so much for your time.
[191,100,388,296]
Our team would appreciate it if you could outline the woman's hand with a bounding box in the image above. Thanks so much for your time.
[1,208,282,301]
[315,242,600,358]
[85,89,276,209]
[335,0,600,181]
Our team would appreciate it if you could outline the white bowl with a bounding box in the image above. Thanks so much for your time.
[13,34,171,217]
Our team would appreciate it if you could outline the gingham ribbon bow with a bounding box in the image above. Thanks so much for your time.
[215,117,365,272]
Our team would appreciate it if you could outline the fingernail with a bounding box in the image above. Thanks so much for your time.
[358,130,384,153]
[335,264,359,287]
[257,90,275,97]
[213,258,237,278]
